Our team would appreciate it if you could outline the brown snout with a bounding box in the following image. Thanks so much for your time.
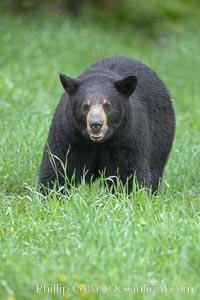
[86,103,108,142]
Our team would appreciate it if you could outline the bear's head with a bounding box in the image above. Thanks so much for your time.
[59,72,137,143]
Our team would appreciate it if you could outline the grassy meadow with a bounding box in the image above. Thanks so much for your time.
[0,11,200,300]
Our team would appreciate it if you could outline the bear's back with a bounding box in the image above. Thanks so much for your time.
[81,56,149,77]
[81,56,159,82]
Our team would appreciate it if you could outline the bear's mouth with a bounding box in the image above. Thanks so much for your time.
[90,132,104,142]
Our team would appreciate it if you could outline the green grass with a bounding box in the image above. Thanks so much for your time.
[0,12,200,300]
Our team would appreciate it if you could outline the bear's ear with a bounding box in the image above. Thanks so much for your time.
[59,73,80,95]
[115,74,137,96]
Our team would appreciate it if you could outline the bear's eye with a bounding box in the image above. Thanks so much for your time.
[103,102,112,114]
[82,103,90,114]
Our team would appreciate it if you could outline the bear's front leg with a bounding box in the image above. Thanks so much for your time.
[120,163,151,193]
[39,144,85,193]
[104,150,151,193]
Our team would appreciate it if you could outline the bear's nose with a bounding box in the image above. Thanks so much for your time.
[89,116,103,132]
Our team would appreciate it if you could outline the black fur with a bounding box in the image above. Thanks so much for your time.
[39,56,175,193]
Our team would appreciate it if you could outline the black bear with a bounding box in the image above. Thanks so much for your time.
[39,56,175,193]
